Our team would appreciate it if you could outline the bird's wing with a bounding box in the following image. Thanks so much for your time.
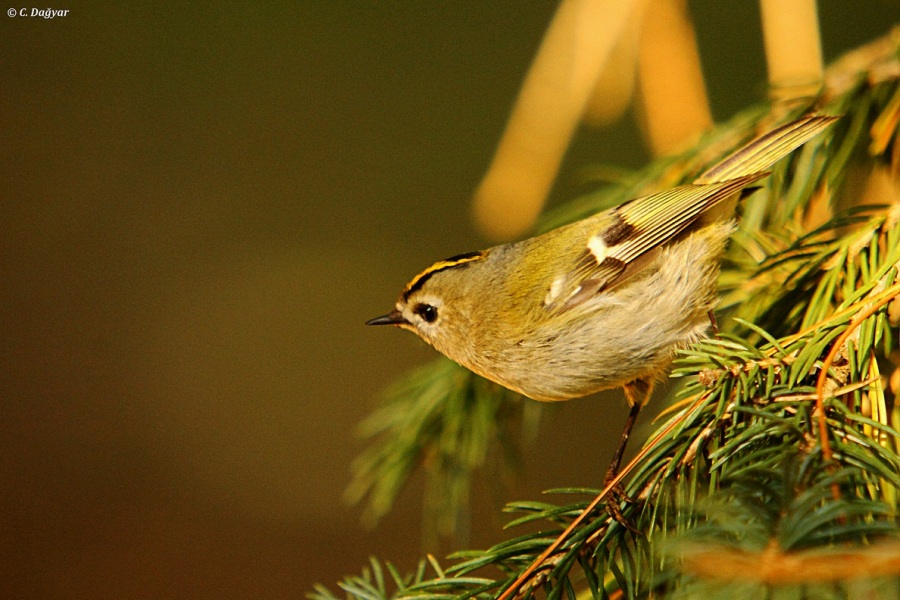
[545,173,765,312]
[543,114,839,312]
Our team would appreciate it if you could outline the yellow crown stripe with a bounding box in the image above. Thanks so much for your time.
[402,251,485,300]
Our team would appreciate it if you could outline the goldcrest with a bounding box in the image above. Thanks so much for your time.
[368,116,837,407]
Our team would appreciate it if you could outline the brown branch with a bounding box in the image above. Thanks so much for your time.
[497,391,712,600]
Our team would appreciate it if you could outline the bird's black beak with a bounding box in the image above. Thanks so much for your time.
[365,309,408,326]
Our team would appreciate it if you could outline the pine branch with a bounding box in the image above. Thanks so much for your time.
[345,357,535,547]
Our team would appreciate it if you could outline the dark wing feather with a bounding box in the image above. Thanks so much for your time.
[548,173,765,312]
[544,114,838,312]
[695,115,839,184]
[604,173,765,264]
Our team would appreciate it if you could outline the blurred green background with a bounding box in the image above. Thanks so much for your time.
[0,2,891,598]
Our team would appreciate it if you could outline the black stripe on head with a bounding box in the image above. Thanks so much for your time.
[401,251,484,301]
[603,212,639,246]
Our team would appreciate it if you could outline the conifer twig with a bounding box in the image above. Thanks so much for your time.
[496,391,712,600]
[815,282,900,466]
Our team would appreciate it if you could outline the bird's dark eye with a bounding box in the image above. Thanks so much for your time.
[413,303,438,323]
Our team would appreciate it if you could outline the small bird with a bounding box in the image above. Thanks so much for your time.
[368,115,837,480]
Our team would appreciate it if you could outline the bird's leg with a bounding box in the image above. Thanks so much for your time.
[707,310,719,337]
[605,400,642,482]
[603,378,651,533]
